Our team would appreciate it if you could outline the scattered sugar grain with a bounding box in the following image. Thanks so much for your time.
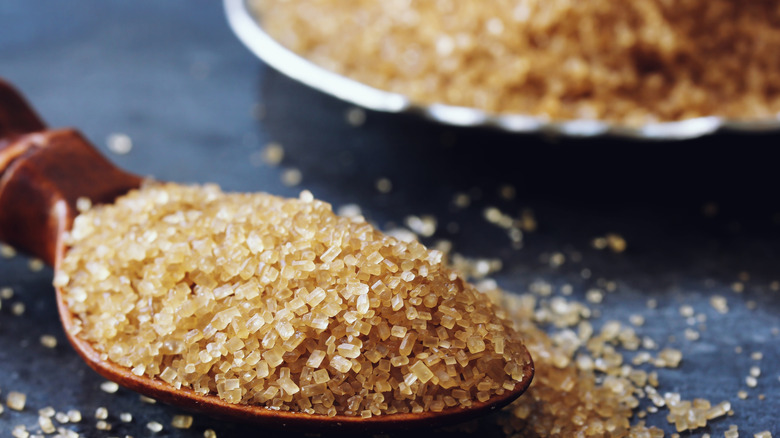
[657,349,683,368]
[11,302,25,316]
[746,376,757,387]
[684,329,700,341]
[375,178,392,193]
[40,335,57,348]
[96,420,111,431]
[336,203,362,218]
[1,243,16,258]
[629,314,645,326]
[711,296,729,313]
[452,193,470,209]
[28,258,44,272]
[146,421,163,433]
[7,391,26,411]
[55,412,69,423]
[737,390,748,399]
[139,396,156,404]
[100,381,119,393]
[204,429,217,438]
[120,412,132,423]
[171,415,193,429]
[67,410,82,423]
[585,288,603,303]
[754,432,772,438]
[95,407,108,420]
[606,234,627,253]
[548,252,565,267]
[281,168,302,186]
[261,142,284,166]
[11,425,28,438]
[751,352,763,360]
[1,287,13,299]
[345,107,366,126]
[75,197,92,213]
[405,215,437,237]
[106,133,133,155]
[499,184,516,200]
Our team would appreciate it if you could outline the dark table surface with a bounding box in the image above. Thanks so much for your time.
[1,1,779,437]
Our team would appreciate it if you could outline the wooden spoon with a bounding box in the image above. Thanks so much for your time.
[0,79,533,431]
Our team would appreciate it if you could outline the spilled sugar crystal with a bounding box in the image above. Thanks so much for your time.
[7,392,26,411]
[94,407,108,420]
[100,381,119,393]
[40,335,58,348]
[171,415,194,429]
[38,415,56,434]
[67,409,82,423]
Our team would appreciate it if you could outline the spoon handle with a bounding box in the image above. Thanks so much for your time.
[0,80,142,265]
[0,78,46,140]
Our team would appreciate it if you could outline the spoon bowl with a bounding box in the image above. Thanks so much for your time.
[0,79,534,431]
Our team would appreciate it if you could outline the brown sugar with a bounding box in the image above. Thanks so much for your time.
[57,182,530,416]
[49,182,744,433]
[478,281,730,437]
[252,0,780,125]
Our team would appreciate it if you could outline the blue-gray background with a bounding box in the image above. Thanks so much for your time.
[1,1,778,436]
